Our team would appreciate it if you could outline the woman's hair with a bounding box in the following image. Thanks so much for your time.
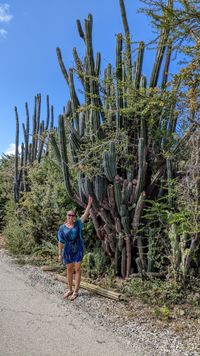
[66,210,76,215]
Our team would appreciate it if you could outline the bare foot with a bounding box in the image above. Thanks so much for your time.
[63,290,73,299]
[70,291,78,301]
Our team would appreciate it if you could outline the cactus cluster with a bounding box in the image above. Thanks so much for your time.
[51,0,178,277]
[14,95,54,202]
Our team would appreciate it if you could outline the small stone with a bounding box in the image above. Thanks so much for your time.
[179,309,185,316]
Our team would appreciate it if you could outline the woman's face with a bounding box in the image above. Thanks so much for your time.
[66,210,76,224]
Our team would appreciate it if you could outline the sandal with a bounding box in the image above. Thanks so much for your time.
[70,291,78,301]
[63,290,73,299]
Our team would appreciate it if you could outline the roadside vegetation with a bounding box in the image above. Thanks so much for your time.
[0,0,199,312]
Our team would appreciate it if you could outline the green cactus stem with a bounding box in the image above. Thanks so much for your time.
[107,184,116,218]
[58,115,74,200]
[149,0,173,88]
[161,41,172,90]
[125,235,131,277]
[68,68,80,114]
[132,191,146,270]
[121,246,126,278]
[134,138,146,202]
[31,96,38,162]
[65,100,72,117]
[119,0,132,82]
[14,106,19,202]
[50,105,54,130]
[114,177,122,215]
[95,52,101,77]
[45,95,50,131]
[134,41,144,89]
[94,175,106,202]
[116,33,123,129]
[76,19,85,41]
[99,208,115,229]
[49,131,62,167]
[73,47,84,86]
[24,102,29,165]
[56,47,69,85]
[37,120,45,163]
[84,14,95,75]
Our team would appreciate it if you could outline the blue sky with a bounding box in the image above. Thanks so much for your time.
[0,0,166,156]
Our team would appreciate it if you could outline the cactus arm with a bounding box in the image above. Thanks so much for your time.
[84,15,95,75]
[114,177,122,215]
[58,115,74,199]
[134,138,146,202]
[50,105,54,130]
[58,115,83,206]
[121,246,126,278]
[73,47,84,86]
[37,120,45,163]
[116,33,123,129]
[149,0,173,88]
[95,52,101,77]
[24,102,30,166]
[68,68,80,112]
[14,106,19,202]
[36,94,41,134]
[22,123,27,166]
[49,132,62,166]
[45,95,50,131]
[107,184,116,218]
[31,96,37,162]
[76,19,85,41]
[149,29,169,88]
[134,41,144,89]
[132,191,146,270]
[140,76,147,145]
[103,146,117,182]
[65,100,72,118]
[56,47,69,85]
[79,112,85,137]
[119,0,132,82]
[125,235,131,277]
[161,41,172,90]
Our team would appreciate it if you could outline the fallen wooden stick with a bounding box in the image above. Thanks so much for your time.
[54,274,124,301]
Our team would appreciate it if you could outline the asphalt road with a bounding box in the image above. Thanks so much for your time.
[0,253,136,356]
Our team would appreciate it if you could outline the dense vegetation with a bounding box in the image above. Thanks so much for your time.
[0,0,199,300]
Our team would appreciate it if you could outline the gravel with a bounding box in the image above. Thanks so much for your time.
[1,249,200,356]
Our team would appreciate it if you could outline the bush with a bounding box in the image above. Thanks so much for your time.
[82,247,109,277]
[123,278,184,306]
[3,215,35,255]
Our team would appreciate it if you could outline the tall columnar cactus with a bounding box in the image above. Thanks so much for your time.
[52,0,181,277]
[14,95,53,201]
[14,107,19,202]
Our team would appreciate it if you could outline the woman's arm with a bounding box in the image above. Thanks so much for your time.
[80,196,93,223]
[58,241,64,262]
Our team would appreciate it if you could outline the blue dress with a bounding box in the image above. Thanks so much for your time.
[57,219,84,264]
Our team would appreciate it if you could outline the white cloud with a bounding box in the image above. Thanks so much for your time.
[0,28,7,38]
[0,4,13,23]
[5,143,21,155]
[0,4,13,39]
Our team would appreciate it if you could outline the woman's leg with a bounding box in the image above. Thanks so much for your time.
[64,263,73,298]
[70,262,81,300]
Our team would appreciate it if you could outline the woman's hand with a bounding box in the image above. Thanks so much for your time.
[80,196,93,223]
[88,195,93,207]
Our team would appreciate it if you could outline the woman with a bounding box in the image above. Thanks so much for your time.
[58,196,93,301]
